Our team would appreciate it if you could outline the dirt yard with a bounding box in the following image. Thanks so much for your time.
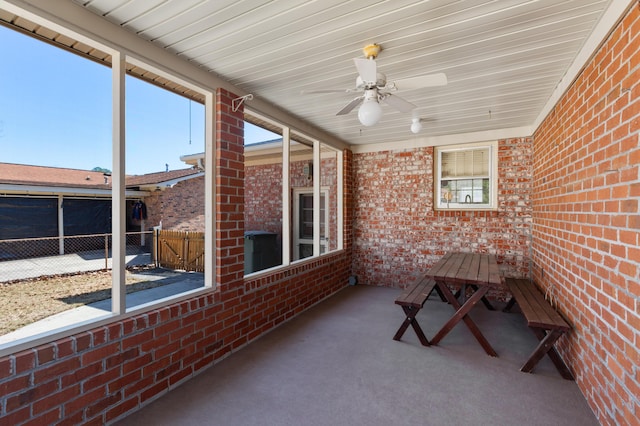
[0,270,165,335]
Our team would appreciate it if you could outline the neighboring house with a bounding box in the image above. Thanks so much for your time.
[181,139,340,262]
[0,162,202,257]
[124,167,205,232]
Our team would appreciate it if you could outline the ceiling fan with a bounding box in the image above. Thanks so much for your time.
[304,44,447,128]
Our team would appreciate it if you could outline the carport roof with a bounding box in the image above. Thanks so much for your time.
[0,162,200,191]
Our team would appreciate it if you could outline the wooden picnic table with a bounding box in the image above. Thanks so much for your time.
[425,252,503,356]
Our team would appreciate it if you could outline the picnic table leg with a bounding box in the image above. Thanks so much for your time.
[458,284,467,304]
[430,282,498,357]
[523,328,574,380]
[469,284,496,310]
[479,296,495,311]
[434,285,447,302]
[502,297,517,312]
[393,306,430,346]
[455,285,495,310]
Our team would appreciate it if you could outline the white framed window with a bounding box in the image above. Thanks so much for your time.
[0,21,213,353]
[434,141,498,210]
[243,121,343,275]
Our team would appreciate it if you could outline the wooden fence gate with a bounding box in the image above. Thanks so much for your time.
[153,229,204,272]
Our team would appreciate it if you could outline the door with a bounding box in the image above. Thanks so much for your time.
[293,188,328,260]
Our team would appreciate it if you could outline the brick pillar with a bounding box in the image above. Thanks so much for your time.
[215,88,244,295]
[343,148,354,253]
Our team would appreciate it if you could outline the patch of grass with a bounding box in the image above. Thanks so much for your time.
[0,270,165,335]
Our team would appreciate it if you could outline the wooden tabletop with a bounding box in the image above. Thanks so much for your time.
[425,252,502,288]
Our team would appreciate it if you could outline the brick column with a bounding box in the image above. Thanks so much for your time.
[343,148,354,253]
[215,88,244,295]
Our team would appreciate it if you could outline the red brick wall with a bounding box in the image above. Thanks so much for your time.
[532,5,639,425]
[352,138,533,296]
[144,177,205,232]
[245,162,283,235]
[0,88,351,425]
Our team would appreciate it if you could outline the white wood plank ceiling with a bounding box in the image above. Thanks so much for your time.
[17,1,629,146]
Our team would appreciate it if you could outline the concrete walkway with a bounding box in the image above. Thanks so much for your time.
[0,249,152,282]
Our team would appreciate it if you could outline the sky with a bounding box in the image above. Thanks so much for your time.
[0,25,279,175]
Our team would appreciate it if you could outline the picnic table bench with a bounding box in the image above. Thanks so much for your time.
[503,278,574,380]
[393,275,440,346]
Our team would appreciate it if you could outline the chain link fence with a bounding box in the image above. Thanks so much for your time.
[0,231,153,283]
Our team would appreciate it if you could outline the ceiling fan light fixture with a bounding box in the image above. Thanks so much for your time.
[358,93,382,126]
[410,117,422,134]
[306,44,448,128]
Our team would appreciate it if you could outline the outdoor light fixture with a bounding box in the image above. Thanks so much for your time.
[358,90,382,126]
[410,117,422,134]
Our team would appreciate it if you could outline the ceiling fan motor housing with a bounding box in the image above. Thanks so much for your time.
[355,73,387,89]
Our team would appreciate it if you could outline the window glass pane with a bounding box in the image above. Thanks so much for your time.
[442,178,490,204]
[458,151,473,176]
[244,123,283,274]
[124,70,206,306]
[320,194,326,243]
[441,148,489,178]
[474,149,489,175]
[291,140,314,260]
[299,194,314,239]
[0,26,113,340]
[440,152,457,178]
[321,144,338,253]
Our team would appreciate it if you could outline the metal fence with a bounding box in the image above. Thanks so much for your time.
[0,231,153,283]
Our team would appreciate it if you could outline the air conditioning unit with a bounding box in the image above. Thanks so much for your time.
[244,230,280,274]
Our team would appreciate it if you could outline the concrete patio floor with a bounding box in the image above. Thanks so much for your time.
[114,285,598,426]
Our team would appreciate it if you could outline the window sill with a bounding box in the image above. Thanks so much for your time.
[434,206,498,212]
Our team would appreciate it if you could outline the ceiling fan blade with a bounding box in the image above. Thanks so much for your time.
[382,93,417,113]
[336,97,363,115]
[353,58,377,85]
[301,88,354,94]
[391,73,447,90]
